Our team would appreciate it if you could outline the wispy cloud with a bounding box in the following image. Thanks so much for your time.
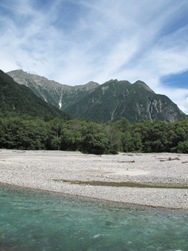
[0,0,188,113]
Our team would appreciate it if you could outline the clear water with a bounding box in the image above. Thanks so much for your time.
[0,185,188,251]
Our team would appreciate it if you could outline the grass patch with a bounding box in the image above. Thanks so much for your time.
[53,179,188,189]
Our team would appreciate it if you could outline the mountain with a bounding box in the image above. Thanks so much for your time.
[0,70,69,119]
[8,70,99,110]
[64,79,187,122]
[8,70,187,123]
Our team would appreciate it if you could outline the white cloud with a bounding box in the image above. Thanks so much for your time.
[0,0,188,113]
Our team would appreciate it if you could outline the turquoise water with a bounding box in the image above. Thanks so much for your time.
[0,185,188,251]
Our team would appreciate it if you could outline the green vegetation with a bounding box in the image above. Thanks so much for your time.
[0,114,188,154]
[53,179,188,189]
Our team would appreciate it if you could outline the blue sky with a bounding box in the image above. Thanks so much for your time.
[0,0,188,114]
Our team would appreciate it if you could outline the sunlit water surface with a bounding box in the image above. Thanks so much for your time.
[0,184,188,251]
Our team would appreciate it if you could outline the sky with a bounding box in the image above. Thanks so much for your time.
[0,0,188,114]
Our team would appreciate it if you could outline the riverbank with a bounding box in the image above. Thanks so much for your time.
[0,150,188,209]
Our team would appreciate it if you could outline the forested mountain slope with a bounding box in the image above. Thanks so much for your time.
[65,79,187,122]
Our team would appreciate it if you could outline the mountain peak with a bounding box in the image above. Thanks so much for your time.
[85,81,99,86]
[133,80,155,93]
[83,81,99,89]
[8,69,27,77]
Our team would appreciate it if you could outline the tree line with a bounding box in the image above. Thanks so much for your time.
[0,114,188,154]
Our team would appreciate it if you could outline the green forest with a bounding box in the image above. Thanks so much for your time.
[0,113,188,154]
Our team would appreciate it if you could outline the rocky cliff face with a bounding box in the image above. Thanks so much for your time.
[8,70,187,123]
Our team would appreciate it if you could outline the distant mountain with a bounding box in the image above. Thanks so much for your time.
[8,70,99,110]
[0,70,69,119]
[8,70,187,123]
[64,79,187,122]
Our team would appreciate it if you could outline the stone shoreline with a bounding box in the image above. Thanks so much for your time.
[0,150,188,209]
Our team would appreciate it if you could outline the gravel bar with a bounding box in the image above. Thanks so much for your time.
[0,149,188,209]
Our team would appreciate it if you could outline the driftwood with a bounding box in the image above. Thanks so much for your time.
[118,160,135,163]
[160,157,180,162]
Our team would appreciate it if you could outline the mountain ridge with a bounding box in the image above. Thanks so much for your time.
[7,69,187,123]
[8,69,99,110]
